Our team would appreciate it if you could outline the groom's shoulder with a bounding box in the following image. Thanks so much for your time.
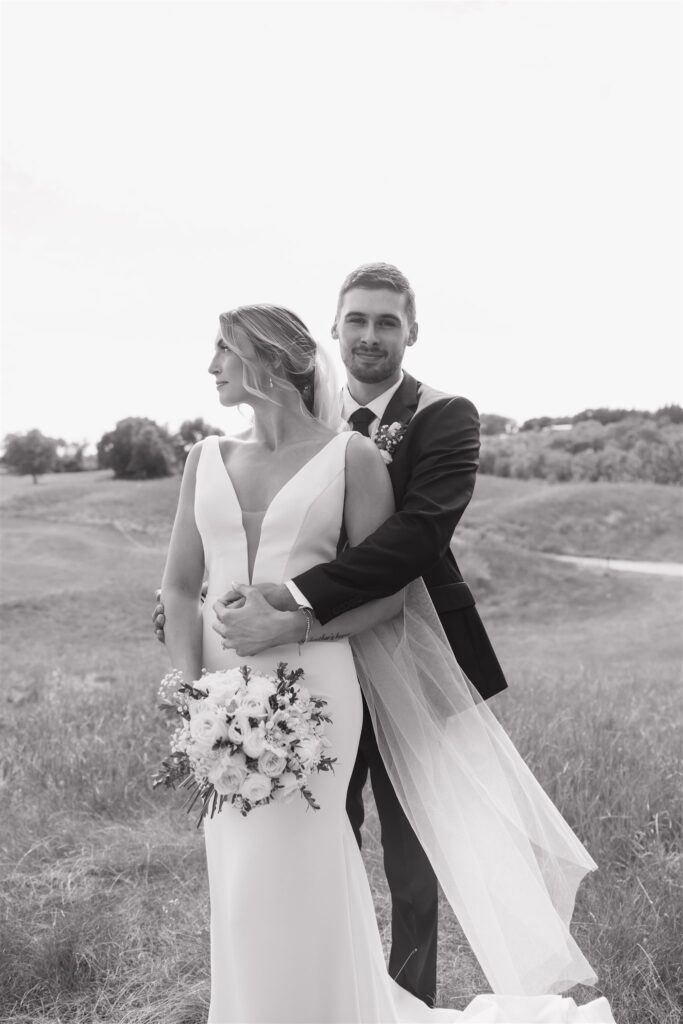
[413,379,479,423]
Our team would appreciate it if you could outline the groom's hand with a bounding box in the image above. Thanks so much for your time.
[153,582,209,643]
[153,589,166,643]
[218,581,299,612]
[212,584,303,657]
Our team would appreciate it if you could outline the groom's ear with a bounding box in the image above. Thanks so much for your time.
[407,321,419,347]
[331,321,339,340]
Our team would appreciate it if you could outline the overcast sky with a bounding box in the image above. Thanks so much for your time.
[2,0,681,445]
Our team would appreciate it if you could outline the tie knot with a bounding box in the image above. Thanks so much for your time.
[348,407,376,436]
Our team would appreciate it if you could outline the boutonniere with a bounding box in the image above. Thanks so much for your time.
[373,421,408,464]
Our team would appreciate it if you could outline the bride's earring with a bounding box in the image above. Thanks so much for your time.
[266,376,274,390]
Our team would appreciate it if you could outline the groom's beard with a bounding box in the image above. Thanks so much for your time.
[343,347,403,384]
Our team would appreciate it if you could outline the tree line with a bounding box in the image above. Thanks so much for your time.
[479,407,683,485]
[1,417,223,483]
[2,406,682,485]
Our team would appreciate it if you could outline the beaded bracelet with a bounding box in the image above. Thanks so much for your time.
[297,606,314,652]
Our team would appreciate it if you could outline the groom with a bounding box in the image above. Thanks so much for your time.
[155,262,507,1006]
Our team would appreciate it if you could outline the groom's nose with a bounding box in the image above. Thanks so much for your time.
[361,321,377,344]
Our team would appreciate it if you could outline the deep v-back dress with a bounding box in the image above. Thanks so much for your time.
[193,434,615,1024]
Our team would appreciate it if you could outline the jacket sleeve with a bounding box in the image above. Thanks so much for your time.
[292,396,480,624]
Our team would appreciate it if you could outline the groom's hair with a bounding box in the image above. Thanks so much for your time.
[336,263,416,325]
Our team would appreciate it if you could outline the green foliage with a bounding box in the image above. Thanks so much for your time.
[54,442,86,472]
[2,429,59,482]
[480,413,516,436]
[172,418,223,466]
[481,414,683,484]
[98,417,177,480]
[520,404,683,430]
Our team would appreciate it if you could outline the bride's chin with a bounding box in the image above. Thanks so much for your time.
[217,393,239,407]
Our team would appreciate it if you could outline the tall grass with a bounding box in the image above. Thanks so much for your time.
[1,474,681,1022]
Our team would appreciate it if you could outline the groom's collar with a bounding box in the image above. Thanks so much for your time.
[341,373,405,424]
[380,371,420,429]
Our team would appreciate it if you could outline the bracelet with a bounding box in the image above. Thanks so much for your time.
[297,606,314,651]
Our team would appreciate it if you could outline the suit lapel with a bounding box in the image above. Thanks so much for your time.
[379,372,420,430]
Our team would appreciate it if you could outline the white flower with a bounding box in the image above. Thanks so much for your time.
[297,736,323,769]
[378,449,393,464]
[203,669,244,706]
[388,421,402,434]
[292,683,311,705]
[247,673,277,703]
[239,772,273,803]
[208,752,247,795]
[257,749,288,778]
[189,705,230,748]
[227,715,250,745]
[239,694,269,719]
[242,726,267,759]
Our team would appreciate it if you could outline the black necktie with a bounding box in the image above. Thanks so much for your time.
[348,407,376,437]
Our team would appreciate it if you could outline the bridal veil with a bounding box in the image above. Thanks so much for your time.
[351,581,599,997]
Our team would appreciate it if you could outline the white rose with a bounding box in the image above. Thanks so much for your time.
[257,749,288,778]
[239,772,273,803]
[227,715,250,745]
[204,669,244,706]
[208,752,247,795]
[297,736,323,769]
[242,727,267,759]
[247,673,277,703]
[189,705,230,748]
[378,449,393,464]
[239,694,269,719]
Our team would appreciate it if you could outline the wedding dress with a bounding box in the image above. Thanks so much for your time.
[195,432,615,1024]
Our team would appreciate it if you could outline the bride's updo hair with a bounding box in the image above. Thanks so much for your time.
[218,304,317,413]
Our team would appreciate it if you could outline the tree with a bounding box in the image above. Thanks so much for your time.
[97,417,177,479]
[2,430,58,483]
[54,442,85,472]
[173,417,224,465]
[480,413,517,436]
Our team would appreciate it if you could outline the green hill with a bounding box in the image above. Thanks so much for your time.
[462,475,682,562]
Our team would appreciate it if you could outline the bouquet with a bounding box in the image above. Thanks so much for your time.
[152,662,336,825]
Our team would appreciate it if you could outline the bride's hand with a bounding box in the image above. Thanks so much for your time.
[212,584,303,656]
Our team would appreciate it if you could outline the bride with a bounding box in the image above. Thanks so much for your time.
[160,304,615,1023]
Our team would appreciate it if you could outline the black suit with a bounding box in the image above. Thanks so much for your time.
[293,373,507,1006]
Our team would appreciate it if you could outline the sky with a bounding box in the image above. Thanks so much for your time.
[2,0,681,446]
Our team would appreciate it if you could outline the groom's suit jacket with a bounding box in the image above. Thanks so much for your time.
[293,373,507,701]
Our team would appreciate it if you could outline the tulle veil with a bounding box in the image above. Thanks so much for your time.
[351,582,598,996]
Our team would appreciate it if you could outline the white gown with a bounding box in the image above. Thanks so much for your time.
[194,433,615,1024]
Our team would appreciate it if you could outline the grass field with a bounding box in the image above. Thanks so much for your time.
[1,470,681,1023]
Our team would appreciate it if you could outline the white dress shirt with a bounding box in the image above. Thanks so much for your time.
[286,373,405,610]
[341,373,405,439]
